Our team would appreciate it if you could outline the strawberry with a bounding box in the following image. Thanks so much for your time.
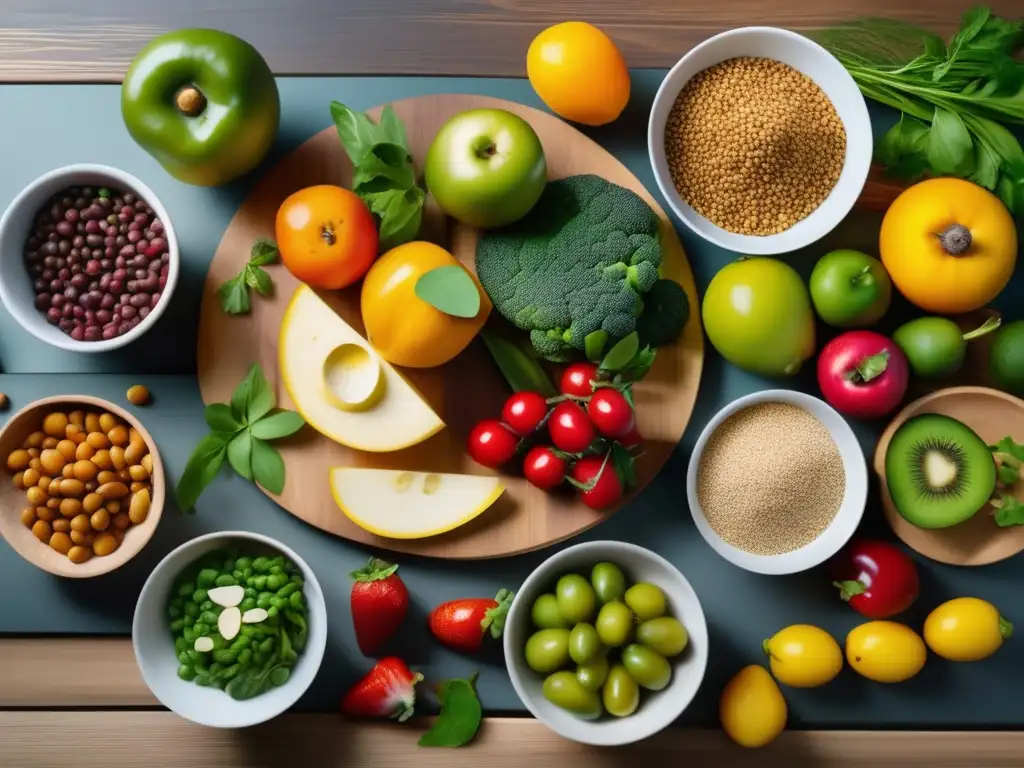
[350,557,409,656]
[428,589,514,653]
[341,657,423,722]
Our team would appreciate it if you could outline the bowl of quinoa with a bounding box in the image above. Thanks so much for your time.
[685,389,868,575]
[647,26,872,255]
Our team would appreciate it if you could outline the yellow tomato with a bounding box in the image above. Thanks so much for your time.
[879,178,1017,314]
[763,624,843,688]
[845,621,927,683]
[719,665,787,748]
[360,241,491,368]
[526,21,630,127]
[924,597,1013,662]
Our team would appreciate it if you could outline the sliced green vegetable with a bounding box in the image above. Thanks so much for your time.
[418,676,483,747]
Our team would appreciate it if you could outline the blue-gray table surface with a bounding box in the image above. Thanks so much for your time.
[0,73,1022,728]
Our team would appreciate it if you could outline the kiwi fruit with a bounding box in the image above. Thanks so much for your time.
[885,413,997,529]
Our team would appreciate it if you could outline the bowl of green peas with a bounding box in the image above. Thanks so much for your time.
[132,530,327,728]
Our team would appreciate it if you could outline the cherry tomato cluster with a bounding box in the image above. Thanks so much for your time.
[466,362,642,511]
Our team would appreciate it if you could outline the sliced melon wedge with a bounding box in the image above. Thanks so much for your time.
[329,467,504,539]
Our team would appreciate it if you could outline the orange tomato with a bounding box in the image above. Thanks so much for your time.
[275,185,378,289]
[527,21,630,127]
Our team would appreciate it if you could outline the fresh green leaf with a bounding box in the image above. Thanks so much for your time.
[992,493,1024,527]
[250,410,306,440]
[227,432,253,480]
[352,143,416,191]
[248,239,279,267]
[245,266,274,297]
[617,346,658,383]
[330,101,382,164]
[414,265,481,319]
[584,330,610,363]
[990,436,1024,463]
[876,116,931,179]
[232,364,275,425]
[375,187,425,251]
[600,332,640,373]
[927,107,976,175]
[175,433,230,511]
[479,328,556,397]
[217,275,250,315]
[611,442,637,489]
[218,240,279,315]
[971,139,1002,189]
[933,6,991,81]
[205,403,242,433]
[418,678,483,747]
[998,463,1020,486]
[996,173,1024,217]
[379,106,409,149]
[250,438,286,495]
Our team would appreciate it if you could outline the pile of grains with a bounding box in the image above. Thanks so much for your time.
[696,403,845,556]
[664,56,847,236]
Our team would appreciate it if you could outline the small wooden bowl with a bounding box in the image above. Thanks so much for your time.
[0,395,165,578]
[874,387,1024,567]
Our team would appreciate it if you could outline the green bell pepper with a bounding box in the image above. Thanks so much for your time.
[121,28,280,187]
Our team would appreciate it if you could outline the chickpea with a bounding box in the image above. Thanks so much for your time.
[52,518,71,533]
[56,440,76,462]
[59,478,85,498]
[109,446,127,471]
[25,431,45,449]
[126,385,151,406]
[48,478,62,496]
[28,458,42,472]
[90,508,111,531]
[65,424,86,444]
[27,447,40,458]
[118,469,132,483]
[49,531,73,555]
[107,425,129,447]
[129,427,142,444]
[46,497,61,511]
[73,460,98,482]
[26,486,47,506]
[40,448,66,474]
[42,412,69,438]
[127,463,149,482]
[128,488,151,524]
[21,467,40,488]
[61,463,76,480]
[98,481,130,500]
[60,498,83,519]
[75,442,95,462]
[83,493,103,513]
[6,449,30,471]
[124,441,146,466]
[91,449,112,470]
[36,506,58,523]
[130,482,147,493]
[67,545,92,564]
[141,454,153,475]
[105,500,122,515]
[68,410,85,428]
[86,431,111,450]
[112,512,131,530]
[84,481,98,493]
[70,530,94,547]
[98,413,117,433]
[97,470,117,486]
[11,471,24,489]
[41,437,58,450]
[20,507,37,527]
[31,519,52,542]
[84,413,101,433]
[112,528,126,544]
[92,531,119,557]
[70,513,91,533]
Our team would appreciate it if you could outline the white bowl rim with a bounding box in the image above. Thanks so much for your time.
[0,162,180,353]
[685,389,868,575]
[502,539,709,746]
[131,529,327,729]
[647,25,873,256]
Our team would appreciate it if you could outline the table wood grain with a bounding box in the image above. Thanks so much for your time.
[1,0,1018,82]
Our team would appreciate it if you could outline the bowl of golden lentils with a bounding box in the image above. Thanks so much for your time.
[0,395,164,577]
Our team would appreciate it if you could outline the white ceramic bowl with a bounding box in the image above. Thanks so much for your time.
[648,27,872,255]
[503,540,708,746]
[686,389,868,575]
[132,531,327,728]
[0,163,180,353]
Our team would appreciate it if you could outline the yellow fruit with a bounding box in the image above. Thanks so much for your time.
[360,241,492,368]
[719,665,787,748]
[924,597,1012,662]
[526,21,630,127]
[763,624,843,688]
[845,621,927,683]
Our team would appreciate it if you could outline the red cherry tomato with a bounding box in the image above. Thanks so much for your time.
[571,455,623,511]
[586,388,635,439]
[829,539,920,619]
[523,445,567,489]
[501,391,549,436]
[560,362,599,398]
[548,401,596,453]
[466,419,519,469]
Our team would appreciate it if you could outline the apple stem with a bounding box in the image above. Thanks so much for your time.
[174,85,207,117]
[962,314,1002,342]
[937,223,972,256]
[850,265,875,288]
[844,349,889,384]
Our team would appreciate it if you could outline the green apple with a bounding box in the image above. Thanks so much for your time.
[424,108,547,228]
[809,249,892,328]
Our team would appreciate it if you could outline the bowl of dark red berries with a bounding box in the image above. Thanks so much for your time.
[0,164,179,352]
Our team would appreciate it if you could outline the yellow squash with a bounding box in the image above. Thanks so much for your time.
[924,597,1013,662]
[879,178,1017,314]
[360,241,492,368]
[845,621,927,683]
[719,665,787,748]
[763,624,843,688]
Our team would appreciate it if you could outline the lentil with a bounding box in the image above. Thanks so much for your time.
[665,57,846,236]
[697,403,845,555]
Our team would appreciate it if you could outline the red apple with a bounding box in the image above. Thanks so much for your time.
[817,330,909,419]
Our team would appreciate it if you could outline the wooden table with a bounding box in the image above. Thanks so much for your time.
[2,1,1023,765]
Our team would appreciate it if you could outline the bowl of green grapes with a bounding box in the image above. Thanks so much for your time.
[503,540,708,745]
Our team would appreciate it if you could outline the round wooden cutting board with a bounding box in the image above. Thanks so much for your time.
[196,94,704,559]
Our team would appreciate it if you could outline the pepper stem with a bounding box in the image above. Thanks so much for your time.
[1000,615,1014,639]
[175,85,207,117]
[833,580,867,602]
[962,314,1002,342]
[937,223,972,256]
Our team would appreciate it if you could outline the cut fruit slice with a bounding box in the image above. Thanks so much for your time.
[279,285,445,452]
[329,467,505,539]
[884,413,997,529]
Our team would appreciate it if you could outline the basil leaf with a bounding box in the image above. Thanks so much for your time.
[248,239,279,267]
[927,107,975,176]
[875,117,930,179]
[379,106,409,149]
[330,101,381,165]
[250,410,306,440]
[352,144,416,191]
[418,678,482,747]
[250,438,286,495]
[600,332,640,373]
[933,6,990,81]
[245,266,273,297]
[376,187,425,251]
[414,265,481,318]
[997,173,1024,217]
[205,403,242,433]
[227,431,253,480]
[175,433,230,511]
[963,114,1024,177]
[217,275,250,315]
[971,140,1001,190]
[233,364,275,425]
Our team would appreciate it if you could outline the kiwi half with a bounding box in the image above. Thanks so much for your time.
[884,413,997,529]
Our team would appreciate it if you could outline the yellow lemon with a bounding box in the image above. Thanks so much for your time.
[924,597,1013,662]
[719,665,787,748]
[846,621,927,683]
[763,624,843,688]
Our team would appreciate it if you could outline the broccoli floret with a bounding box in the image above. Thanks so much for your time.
[637,279,690,349]
[475,174,661,362]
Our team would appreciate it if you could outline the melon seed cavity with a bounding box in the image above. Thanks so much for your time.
[665,57,846,236]
[697,402,845,556]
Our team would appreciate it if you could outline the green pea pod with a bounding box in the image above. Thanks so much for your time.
[186,649,202,663]
[289,591,304,609]
[184,603,200,618]
[221,663,243,680]
[170,618,186,632]
[253,575,268,590]
[276,582,299,599]
[193,622,209,636]
[238,648,252,666]
[178,582,196,598]
[480,327,556,397]
[200,600,214,612]
[253,650,268,666]
[213,649,237,664]
[221,558,236,573]
[259,637,275,653]
[265,574,285,591]
[269,565,283,575]
[235,557,253,571]
[231,635,251,651]
[200,610,220,625]
[232,569,243,581]
[244,587,257,599]
[239,598,257,613]
[197,569,219,588]
[192,588,208,603]
[271,597,287,610]
[240,625,258,638]
[211,635,227,650]
[183,616,194,627]
[290,573,304,586]
[256,593,273,610]
[267,605,279,619]
[210,677,226,690]
[183,628,198,644]
[177,664,197,681]
[215,574,236,587]
[178,651,190,665]
[270,667,291,687]
[174,637,187,655]
[243,567,254,579]
[194,674,212,687]
[252,557,271,573]
[168,604,182,619]
[209,662,224,675]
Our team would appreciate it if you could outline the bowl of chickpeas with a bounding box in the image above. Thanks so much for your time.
[0,395,164,577]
